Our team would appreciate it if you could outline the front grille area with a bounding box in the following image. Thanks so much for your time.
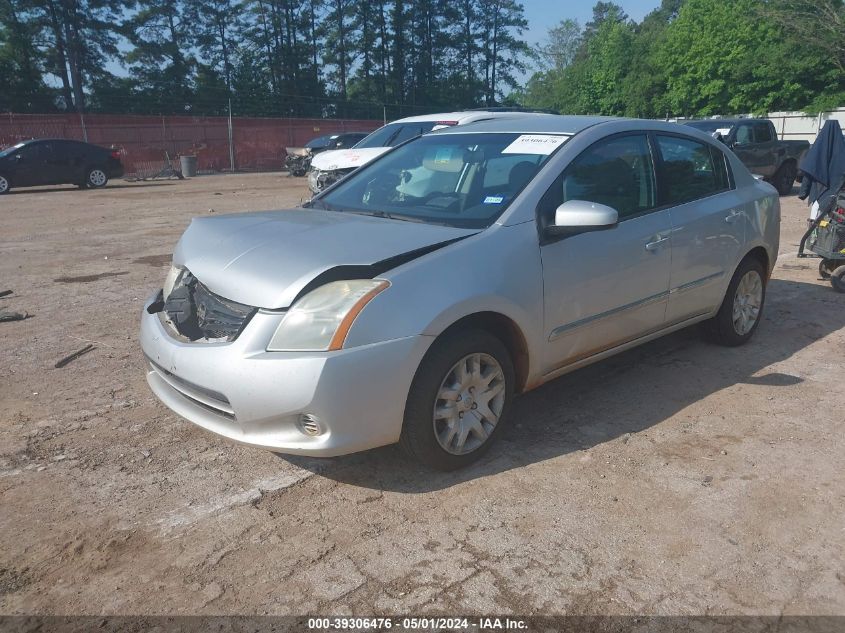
[310,167,356,193]
[163,271,256,341]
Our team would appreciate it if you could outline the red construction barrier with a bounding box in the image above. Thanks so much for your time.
[0,113,382,175]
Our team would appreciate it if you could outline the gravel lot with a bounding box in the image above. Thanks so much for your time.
[0,173,843,616]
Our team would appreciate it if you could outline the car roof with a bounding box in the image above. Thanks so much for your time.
[393,110,555,125]
[429,114,619,135]
[684,118,765,127]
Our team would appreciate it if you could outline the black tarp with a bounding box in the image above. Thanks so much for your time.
[798,119,845,208]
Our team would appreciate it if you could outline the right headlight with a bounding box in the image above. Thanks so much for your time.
[267,279,389,352]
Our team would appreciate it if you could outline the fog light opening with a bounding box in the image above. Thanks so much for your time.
[298,414,324,437]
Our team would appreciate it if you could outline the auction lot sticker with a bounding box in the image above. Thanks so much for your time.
[501,134,567,155]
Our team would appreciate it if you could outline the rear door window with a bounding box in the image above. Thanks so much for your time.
[752,122,773,143]
[735,124,753,145]
[35,142,54,161]
[656,135,730,205]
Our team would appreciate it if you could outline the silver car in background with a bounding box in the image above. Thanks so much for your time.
[140,116,780,470]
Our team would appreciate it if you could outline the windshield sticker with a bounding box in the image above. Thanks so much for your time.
[502,134,567,155]
[715,128,731,136]
[484,195,505,204]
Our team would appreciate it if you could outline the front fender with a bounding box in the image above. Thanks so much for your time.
[343,221,546,381]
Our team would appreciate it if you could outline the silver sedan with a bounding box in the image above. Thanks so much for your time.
[140,116,780,470]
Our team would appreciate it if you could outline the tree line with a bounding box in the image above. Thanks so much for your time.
[521,0,845,118]
[0,0,532,118]
[2,0,843,121]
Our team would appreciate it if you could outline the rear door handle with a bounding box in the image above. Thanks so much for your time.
[725,209,742,223]
[645,235,669,251]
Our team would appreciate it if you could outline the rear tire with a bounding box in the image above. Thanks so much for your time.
[399,329,515,471]
[831,265,845,293]
[0,174,9,194]
[772,162,797,196]
[703,256,767,346]
[85,167,108,189]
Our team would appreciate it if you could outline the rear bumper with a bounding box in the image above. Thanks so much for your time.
[139,292,432,456]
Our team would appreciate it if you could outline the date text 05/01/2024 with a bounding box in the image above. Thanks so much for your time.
[306,616,528,630]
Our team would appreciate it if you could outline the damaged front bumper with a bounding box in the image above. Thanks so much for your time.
[307,167,356,195]
[140,291,431,456]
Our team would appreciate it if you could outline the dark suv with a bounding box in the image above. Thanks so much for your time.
[0,139,124,194]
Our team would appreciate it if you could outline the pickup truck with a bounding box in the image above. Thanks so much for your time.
[684,118,809,195]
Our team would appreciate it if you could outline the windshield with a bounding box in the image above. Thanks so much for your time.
[354,121,441,149]
[0,142,26,158]
[314,132,569,228]
[305,135,334,149]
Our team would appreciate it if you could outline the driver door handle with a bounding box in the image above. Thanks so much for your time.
[645,235,669,252]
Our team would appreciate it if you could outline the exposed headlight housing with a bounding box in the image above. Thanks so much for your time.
[162,264,183,301]
[267,279,389,352]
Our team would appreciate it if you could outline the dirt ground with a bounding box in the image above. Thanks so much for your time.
[0,172,843,617]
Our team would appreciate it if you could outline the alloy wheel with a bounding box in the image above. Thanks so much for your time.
[432,352,506,455]
[0,176,8,193]
[88,169,107,187]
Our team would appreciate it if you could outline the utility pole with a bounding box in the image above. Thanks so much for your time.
[79,111,88,142]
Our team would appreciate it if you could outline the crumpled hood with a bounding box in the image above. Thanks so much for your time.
[172,209,476,309]
[310,147,390,171]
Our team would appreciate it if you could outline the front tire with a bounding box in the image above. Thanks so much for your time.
[703,257,767,346]
[400,329,515,470]
[0,174,9,194]
[85,167,108,189]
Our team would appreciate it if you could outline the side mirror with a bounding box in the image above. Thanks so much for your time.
[545,200,619,237]
[15,154,22,161]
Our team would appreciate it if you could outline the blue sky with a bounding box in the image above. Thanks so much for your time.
[517,0,660,81]
[522,0,659,48]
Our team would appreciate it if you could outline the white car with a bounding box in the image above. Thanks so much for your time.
[307,110,552,194]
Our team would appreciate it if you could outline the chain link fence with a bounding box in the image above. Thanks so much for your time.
[0,112,384,177]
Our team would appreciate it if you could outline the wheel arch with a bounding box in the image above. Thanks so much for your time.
[435,311,531,394]
[743,245,771,280]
